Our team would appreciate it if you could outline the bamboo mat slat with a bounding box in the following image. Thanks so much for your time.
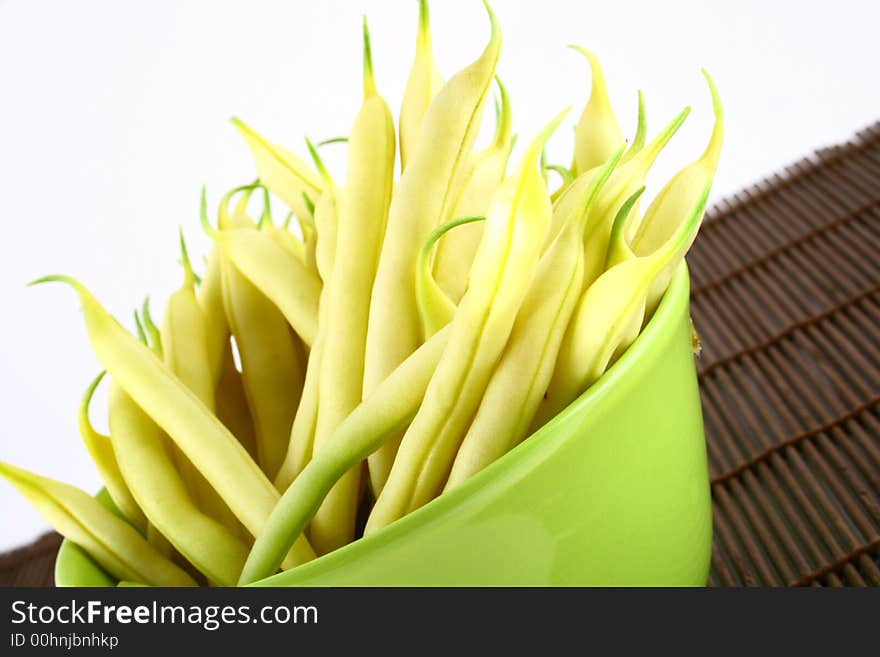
[1,122,878,587]
[0,532,60,587]
[693,122,880,587]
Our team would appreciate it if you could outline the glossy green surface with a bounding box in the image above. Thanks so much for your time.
[57,262,711,587]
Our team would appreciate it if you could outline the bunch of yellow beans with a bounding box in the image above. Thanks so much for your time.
[2,0,723,586]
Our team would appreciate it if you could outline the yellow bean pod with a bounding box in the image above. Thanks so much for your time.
[263,218,307,264]
[162,231,239,528]
[231,118,323,221]
[551,91,643,203]
[445,148,622,488]
[550,105,690,287]
[309,19,396,553]
[30,276,315,567]
[76,371,145,531]
[134,309,180,558]
[221,251,305,481]
[257,187,318,282]
[631,70,723,316]
[197,245,228,387]
[535,184,712,426]
[366,111,565,533]
[240,326,451,584]
[230,195,313,477]
[108,382,249,586]
[399,0,443,171]
[196,183,258,388]
[9,0,728,587]
[364,0,501,494]
[208,226,321,348]
[0,461,196,587]
[199,185,258,455]
[214,340,258,461]
[274,182,339,492]
[570,47,625,177]
[589,188,649,366]
[433,76,514,302]
[163,232,214,410]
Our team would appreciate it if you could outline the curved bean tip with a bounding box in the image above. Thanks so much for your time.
[199,186,216,236]
[611,186,646,241]
[362,15,377,98]
[85,370,107,397]
[701,69,723,121]
[525,106,571,162]
[0,461,40,488]
[178,226,195,288]
[625,91,648,157]
[418,0,430,32]
[635,91,646,128]
[133,310,147,344]
[140,296,163,356]
[568,47,617,129]
[491,75,512,148]
[304,137,332,186]
[482,0,500,41]
[80,370,106,426]
[316,136,348,147]
[229,116,249,136]
[567,44,601,75]
[573,144,627,232]
[695,73,724,171]
[494,75,510,105]
[28,274,79,289]
[141,296,158,333]
[416,215,485,337]
[419,215,486,262]
[545,164,574,186]
[258,187,273,229]
[301,192,316,217]
[605,185,645,269]
[0,460,21,481]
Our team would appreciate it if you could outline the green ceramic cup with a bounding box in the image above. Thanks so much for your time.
[56,262,712,586]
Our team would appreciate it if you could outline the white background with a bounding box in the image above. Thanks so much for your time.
[1,0,878,550]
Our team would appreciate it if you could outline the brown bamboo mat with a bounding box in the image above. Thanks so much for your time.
[2,123,878,587]
[0,532,60,587]
[692,121,880,586]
